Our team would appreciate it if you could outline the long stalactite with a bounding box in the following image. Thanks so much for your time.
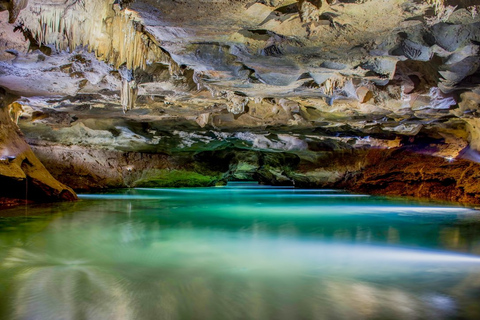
[18,1,178,70]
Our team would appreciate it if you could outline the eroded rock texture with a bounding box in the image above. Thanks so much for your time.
[0,0,480,203]
[340,148,480,204]
[0,89,76,205]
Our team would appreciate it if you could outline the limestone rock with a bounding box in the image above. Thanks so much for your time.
[0,90,76,202]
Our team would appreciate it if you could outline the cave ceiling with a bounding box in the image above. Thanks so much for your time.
[0,0,480,158]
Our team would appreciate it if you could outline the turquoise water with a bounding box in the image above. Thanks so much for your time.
[1,186,480,319]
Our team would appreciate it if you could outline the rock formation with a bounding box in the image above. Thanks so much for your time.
[0,88,76,206]
[1,0,480,204]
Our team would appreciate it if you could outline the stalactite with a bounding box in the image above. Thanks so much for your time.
[121,79,138,113]
[322,77,346,96]
[8,102,24,124]
[17,0,179,79]
[297,0,330,23]
[14,0,182,112]
[225,91,248,115]
[192,70,204,91]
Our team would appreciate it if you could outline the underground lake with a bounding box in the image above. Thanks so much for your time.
[0,185,480,319]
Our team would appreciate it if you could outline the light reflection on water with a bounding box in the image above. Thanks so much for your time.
[1,187,480,319]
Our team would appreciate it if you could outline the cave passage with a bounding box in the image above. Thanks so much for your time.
[1,0,480,318]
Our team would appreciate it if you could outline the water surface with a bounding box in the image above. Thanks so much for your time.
[1,187,480,319]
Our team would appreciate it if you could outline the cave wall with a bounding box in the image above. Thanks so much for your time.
[335,148,480,204]
[30,141,480,205]
[30,144,190,190]
[0,89,76,205]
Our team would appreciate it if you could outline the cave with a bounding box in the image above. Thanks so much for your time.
[1,0,480,318]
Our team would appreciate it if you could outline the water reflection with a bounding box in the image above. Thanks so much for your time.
[1,188,480,319]
[5,248,132,320]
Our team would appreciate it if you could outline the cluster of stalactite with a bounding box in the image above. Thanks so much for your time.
[18,1,178,71]
[15,0,181,111]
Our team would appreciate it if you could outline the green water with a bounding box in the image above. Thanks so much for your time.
[1,186,480,320]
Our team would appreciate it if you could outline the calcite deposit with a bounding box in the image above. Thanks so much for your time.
[1,0,480,203]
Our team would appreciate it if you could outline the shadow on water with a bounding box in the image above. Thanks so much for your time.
[1,187,480,319]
